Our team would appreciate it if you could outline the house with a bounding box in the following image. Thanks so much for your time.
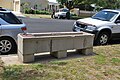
[0,0,59,12]
[0,0,20,12]
[20,0,59,12]
[48,2,59,11]
[20,0,48,11]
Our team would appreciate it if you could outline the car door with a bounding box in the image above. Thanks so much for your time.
[112,15,120,38]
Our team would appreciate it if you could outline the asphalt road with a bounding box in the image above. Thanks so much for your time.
[22,18,76,33]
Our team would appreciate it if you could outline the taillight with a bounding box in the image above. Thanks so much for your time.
[21,27,27,31]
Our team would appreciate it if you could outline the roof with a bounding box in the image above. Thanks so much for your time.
[48,2,59,5]
[0,11,11,13]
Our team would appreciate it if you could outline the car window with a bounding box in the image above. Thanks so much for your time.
[0,12,22,24]
[62,9,69,12]
[115,15,120,23]
[92,11,118,21]
[59,9,69,12]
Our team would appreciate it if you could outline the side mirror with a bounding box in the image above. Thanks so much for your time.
[115,20,120,23]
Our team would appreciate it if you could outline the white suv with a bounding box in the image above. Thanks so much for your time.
[73,9,120,45]
[0,11,26,54]
[54,8,69,19]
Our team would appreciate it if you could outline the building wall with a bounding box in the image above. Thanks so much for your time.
[14,0,20,12]
[0,0,13,10]
[0,0,20,12]
[48,2,59,11]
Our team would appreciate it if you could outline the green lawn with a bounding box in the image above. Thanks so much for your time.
[24,14,51,19]
[24,14,90,20]
[0,44,120,80]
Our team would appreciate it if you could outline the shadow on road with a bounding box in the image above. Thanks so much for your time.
[109,39,120,45]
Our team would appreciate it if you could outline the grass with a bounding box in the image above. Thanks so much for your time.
[24,14,51,19]
[24,14,91,20]
[0,44,120,80]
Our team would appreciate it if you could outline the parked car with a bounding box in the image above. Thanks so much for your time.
[0,8,7,11]
[0,11,27,54]
[54,8,69,19]
[73,9,120,45]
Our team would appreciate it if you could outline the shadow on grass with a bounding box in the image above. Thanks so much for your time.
[109,39,120,45]
[34,51,97,64]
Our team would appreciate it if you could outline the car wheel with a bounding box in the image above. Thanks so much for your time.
[95,32,110,45]
[0,37,17,54]
[58,15,61,19]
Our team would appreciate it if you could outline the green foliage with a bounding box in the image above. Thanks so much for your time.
[2,65,23,79]
[0,44,120,80]
[71,16,81,20]
[31,64,44,70]
[65,1,74,10]
[57,0,74,10]
[94,54,106,64]
[72,0,120,9]
[21,2,31,13]
[35,10,50,15]
[57,0,67,5]
[111,58,120,64]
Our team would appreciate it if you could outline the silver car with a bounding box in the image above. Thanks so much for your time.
[54,8,69,19]
[73,9,120,45]
[0,11,27,54]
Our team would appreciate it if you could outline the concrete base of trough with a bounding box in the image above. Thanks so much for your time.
[50,50,67,58]
[18,51,34,63]
[76,47,93,55]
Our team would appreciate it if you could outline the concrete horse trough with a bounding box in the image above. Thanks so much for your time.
[18,32,94,63]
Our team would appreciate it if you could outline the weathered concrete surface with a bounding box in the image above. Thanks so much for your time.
[50,50,67,58]
[0,54,22,66]
[18,32,94,63]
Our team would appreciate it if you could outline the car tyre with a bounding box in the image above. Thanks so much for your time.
[95,32,110,45]
[0,37,17,54]
[58,15,61,19]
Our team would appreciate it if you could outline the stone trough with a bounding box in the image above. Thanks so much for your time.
[17,32,94,63]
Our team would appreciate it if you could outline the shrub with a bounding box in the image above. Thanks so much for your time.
[25,9,30,14]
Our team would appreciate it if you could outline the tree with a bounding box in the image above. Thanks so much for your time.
[57,0,67,5]
[95,0,120,9]
[65,0,74,10]
[73,0,94,10]
[57,0,73,10]
[21,2,31,13]
[73,0,120,11]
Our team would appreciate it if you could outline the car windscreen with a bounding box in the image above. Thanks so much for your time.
[0,12,22,24]
[92,11,118,21]
[59,9,69,12]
